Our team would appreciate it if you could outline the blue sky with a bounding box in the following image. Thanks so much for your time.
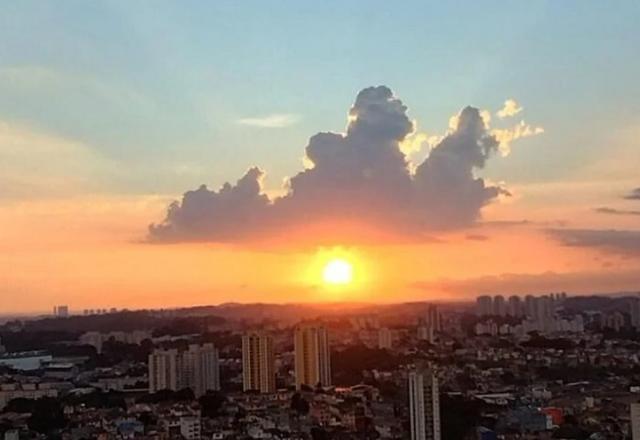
[1,0,638,196]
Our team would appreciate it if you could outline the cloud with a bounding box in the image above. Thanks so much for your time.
[492,120,544,156]
[548,228,640,256]
[149,86,524,243]
[237,113,300,128]
[595,207,640,216]
[625,187,640,200]
[466,234,489,241]
[0,120,117,199]
[496,99,523,118]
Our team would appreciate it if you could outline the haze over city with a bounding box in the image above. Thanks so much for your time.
[4,3,640,440]
[1,1,639,314]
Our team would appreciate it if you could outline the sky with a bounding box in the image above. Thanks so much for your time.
[1,1,639,313]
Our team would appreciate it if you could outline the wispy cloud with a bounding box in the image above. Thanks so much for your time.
[548,228,640,256]
[237,113,300,128]
[624,187,640,200]
[492,121,544,156]
[496,98,523,118]
[595,207,640,216]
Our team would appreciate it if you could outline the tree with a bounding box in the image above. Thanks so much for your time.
[199,391,226,418]
[290,392,310,415]
[26,397,67,435]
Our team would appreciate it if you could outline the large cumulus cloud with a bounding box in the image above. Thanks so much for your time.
[149,86,510,242]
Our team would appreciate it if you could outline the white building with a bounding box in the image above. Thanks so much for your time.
[148,344,219,397]
[408,369,441,440]
[180,416,202,440]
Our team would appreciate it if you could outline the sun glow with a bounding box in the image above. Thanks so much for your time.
[322,258,353,285]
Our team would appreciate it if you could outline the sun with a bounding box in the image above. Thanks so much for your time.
[322,258,353,285]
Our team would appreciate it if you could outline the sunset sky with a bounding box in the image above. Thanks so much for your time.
[1,1,639,313]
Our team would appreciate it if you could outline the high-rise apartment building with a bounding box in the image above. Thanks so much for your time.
[426,305,441,332]
[148,344,220,397]
[53,305,69,318]
[242,332,276,393]
[294,324,331,389]
[631,402,640,440]
[507,295,523,317]
[476,296,493,316]
[408,368,441,440]
[378,327,394,350]
[493,295,506,316]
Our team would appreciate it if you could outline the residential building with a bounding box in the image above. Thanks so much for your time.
[242,332,276,393]
[408,368,441,440]
[294,324,331,389]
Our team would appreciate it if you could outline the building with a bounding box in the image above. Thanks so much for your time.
[0,351,52,371]
[417,326,435,343]
[53,305,69,318]
[507,296,523,317]
[294,324,331,389]
[426,305,441,332]
[242,332,276,393]
[179,416,201,440]
[493,295,506,317]
[80,330,152,354]
[630,298,640,329]
[378,328,394,350]
[0,383,58,410]
[148,344,220,397]
[408,368,441,440]
[476,296,493,316]
[182,344,220,397]
[631,402,640,440]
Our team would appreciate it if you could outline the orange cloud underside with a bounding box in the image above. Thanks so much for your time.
[2,195,634,314]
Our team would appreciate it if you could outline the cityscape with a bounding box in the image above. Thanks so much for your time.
[1,294,640,439]
[2,1,640,439]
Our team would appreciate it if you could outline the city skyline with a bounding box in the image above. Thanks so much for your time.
[1,1,640,313]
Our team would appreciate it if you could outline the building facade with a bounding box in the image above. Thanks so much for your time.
[242,332,276,393]
[148,344,219,397]
[294,325,331,389]
[408,369,441,440]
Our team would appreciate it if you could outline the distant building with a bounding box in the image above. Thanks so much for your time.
[0,383,58,410]
[180,416,201,440]
[53,305,69,318]
[0,351,52,371]
[507,296,523,317]
[408,368,441,440]
[630,298,640,330]
[148,344,220,397]
[294,324,331,389]
[79,330,151,354]
[601,311,626,332]
[427,305,441,332]
[378,327,394,350]
[476,296,493,316]
[242,332,275,393]
[493,296,506,317]
[631,402,640,440]
[417,326,435,343]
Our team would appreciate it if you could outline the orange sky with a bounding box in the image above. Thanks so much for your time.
[2,189,638,314]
